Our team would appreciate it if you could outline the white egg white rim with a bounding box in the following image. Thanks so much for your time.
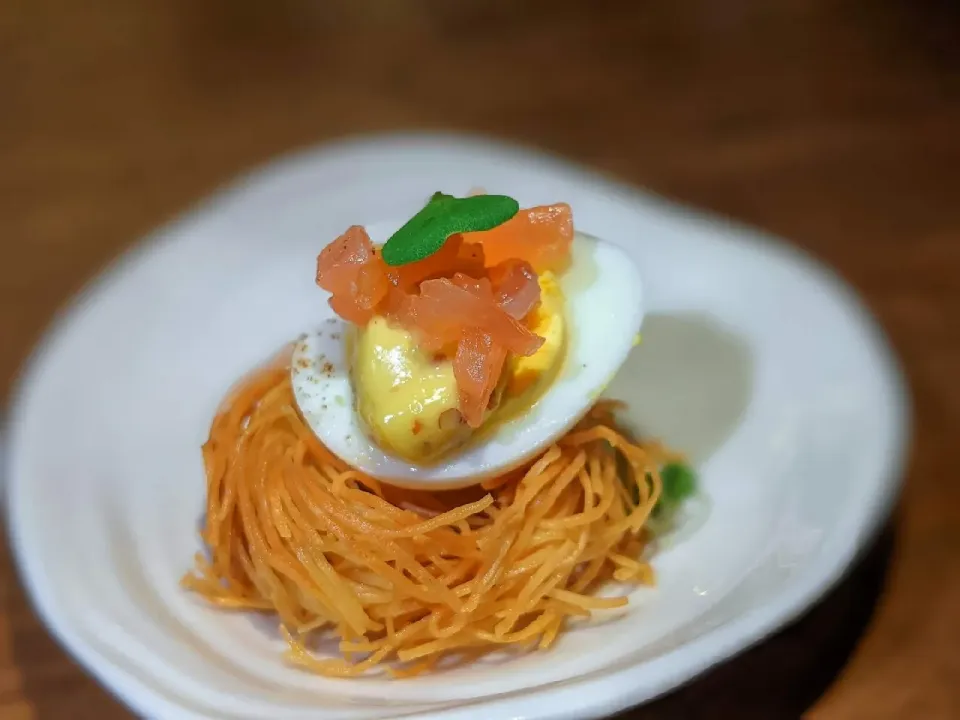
[3,132,910,720]
[292,229,644,488]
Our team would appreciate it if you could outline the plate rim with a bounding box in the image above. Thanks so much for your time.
[3,131,911,720]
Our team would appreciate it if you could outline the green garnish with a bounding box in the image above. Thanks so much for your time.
[660,462,697,504]
[380,193,520,267]
[616,451,697,512]
[652,462,697,519]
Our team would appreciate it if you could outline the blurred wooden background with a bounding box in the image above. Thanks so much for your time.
[2,0,959,717]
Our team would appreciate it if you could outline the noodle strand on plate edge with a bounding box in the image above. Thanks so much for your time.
[182,351,674,677]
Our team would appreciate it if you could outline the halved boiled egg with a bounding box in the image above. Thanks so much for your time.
[291,223,643,490]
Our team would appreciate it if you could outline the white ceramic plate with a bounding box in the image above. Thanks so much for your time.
[5,134,908,720]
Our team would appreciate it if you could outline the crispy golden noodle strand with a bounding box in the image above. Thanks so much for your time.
[182,354,673,677]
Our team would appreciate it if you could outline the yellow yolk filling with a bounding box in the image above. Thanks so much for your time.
[352,272,567,462]
[502,271,566,402]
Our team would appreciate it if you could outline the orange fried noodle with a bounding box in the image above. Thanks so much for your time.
[182,353,670,678]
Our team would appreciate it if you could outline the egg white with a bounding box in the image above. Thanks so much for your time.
[291,230,644,490]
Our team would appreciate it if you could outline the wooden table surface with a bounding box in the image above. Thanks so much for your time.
[2,0,959,718]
